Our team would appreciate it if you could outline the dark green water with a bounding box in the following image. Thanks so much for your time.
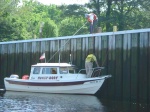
[0,91,149,112]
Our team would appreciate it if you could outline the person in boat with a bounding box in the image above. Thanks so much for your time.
[85,53,99,78]
[85,13,98,34]
[52,69,57,74]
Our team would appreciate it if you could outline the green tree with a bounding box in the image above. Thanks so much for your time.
[58,4,89,35]
[47,5,62,23]
[62,4,88,17]
[0,0,21,41]
[86,0,150,31]
[59,17,88,36]
[39,18,58,38]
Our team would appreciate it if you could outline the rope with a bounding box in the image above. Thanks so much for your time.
[47,21,87,62]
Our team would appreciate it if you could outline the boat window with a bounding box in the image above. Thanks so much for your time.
[69,69,74,73]
[33,67,41,74]
[60,67,68,74]
[42,68,51,74]
[69,68,75,73]
[42,68,57,74]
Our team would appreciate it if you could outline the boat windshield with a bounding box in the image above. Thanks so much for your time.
[60,67,68,74]
[33,67,41,74]
[33,67,57,74]
[42,67,57,74]
[69,67,76,73]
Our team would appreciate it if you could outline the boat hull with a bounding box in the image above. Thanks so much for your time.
[4,76,110,94]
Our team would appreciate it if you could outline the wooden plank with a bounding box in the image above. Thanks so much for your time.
[130,33,139,103]
[122,102,131,112]
[101,36,108,72]
[71,38,76,65]
[122,34,131,101]
[53,40,59,62]
[1,45,8,77]
[94,35,102,89]
[107,35,116,99]
[88,36,94,53]
[82,37,88,67]
[40,41,46,63]
[81,37,89,72]
[65,39,71,63]
[76,38,82,68]
[6,44,11,75]
[81,37,86,69]
[138,32,148,104]
[95,36,102,66]
[31,41,38,64]
[130,104,138,112]
[59,39,65,63]
[0,45,1,75]
[22,42,32,76]
[114,34,123,100]
[14,43,23,77]
[26,42,32,74]
[48,40,56,63]
[7,44,16,76]
[0,45,1,87]
[97,35,108,98]
[45,40,50,61]
[148,32,150,105]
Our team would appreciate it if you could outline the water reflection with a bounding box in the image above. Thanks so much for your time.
[101,99,150,112]
[0,91,106,112]
[1,91,149,112]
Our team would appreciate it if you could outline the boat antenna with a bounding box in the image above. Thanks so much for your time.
[59,49,61,63]
[47,21,87,62]
[70,54,72,64]
[45,55,46,63]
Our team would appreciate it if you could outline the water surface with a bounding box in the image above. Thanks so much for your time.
[0,91,149,112]
[0,91,106,112]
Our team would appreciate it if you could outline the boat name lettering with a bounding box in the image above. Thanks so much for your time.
[38,77,48,79]
[90,81,99,83]
[37,76,58,80]
[49,76,58,79]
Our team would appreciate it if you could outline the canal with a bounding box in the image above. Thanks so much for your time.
[0,91,149,112]
[0,28,150,106]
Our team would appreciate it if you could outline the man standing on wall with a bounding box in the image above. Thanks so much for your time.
[85,54,99,78]
[85,13,98,34]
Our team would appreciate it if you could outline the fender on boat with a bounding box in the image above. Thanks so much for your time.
[0,88,6,96]
[22,75,29,80]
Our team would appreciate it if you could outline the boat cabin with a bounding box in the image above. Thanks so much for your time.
[29,63,86,80]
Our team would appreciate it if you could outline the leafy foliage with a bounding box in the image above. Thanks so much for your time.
[41,18,58,38]
[0,0,149,41]
[59,17,88,36]
[87,0,150,31]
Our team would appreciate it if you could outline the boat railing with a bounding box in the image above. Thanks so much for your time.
[78,67,105,77]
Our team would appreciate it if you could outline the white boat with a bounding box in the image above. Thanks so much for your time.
[4,63,111,94]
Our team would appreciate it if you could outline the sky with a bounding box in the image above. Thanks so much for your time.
[36,0,89,5]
